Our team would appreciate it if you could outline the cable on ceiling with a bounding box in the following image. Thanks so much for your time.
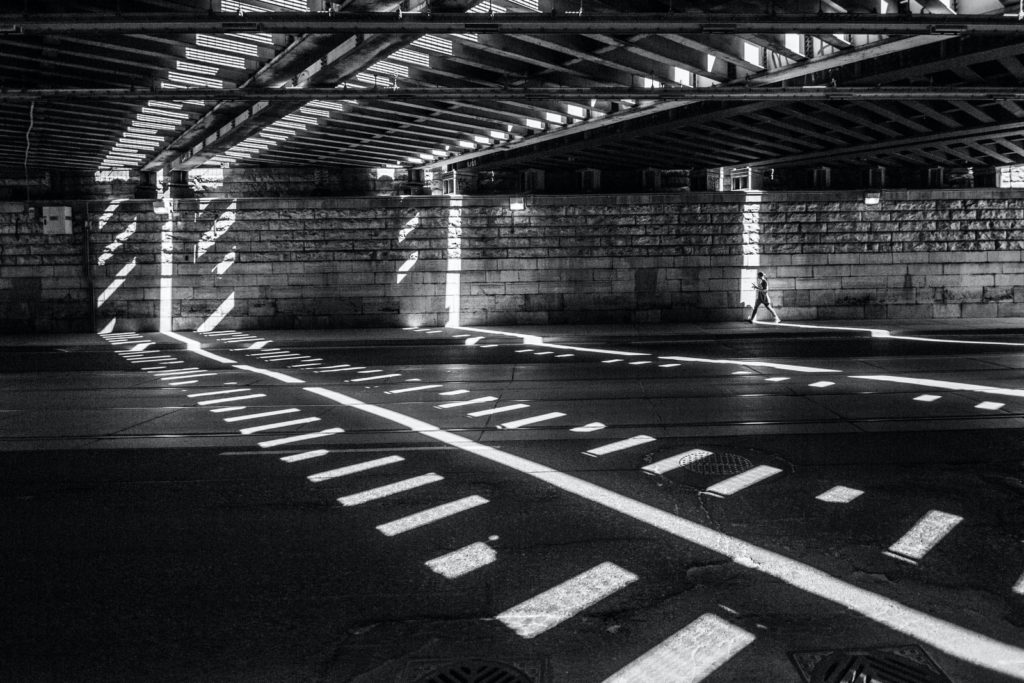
[24,101,34,203]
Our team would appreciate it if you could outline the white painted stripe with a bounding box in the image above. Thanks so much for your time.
[239,417,321,435]
[642,449,712,476]
[706,465,782,496]
[140,360,183,365]
[497,562,637,638]
[555,354,573,358]
[224,408,301,422]
[664,355,838,374]
[584,435,655,457]
[886,510,963,562]
[853,374,1024,399]
[258,426,344,449]
[386,384,444,394]
[234,364,305,384]
[316,366,367,373]
[602,613,754,683]
[211,406,246,413]
[132,357,176,363]
[290,362,323,368]
[377,495,488,536]
[467,404,530,417]
[188,388,250,398]
[152,367,199,375]
[357,369,385,374]
[629,360,650,365]
[426,541,497,579]
[350,373,401,383]
[300,385,1024,678]
[603,359,623,364]
[169,380,198,385]
[816,486,864,503]
[198,393,266,405]
[337,472,443,506]
[307,455,404,483]
[160,373,215,380]
[498,412,565,429]
[266,355,308,362]
[315,364,352,370]
[437,396,497,409]
[280,449,330,463]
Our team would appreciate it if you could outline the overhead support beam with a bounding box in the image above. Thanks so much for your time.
[0,12,1022,36]
[6,86,1024,103]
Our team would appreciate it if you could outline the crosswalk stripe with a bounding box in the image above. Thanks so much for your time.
[337,472,443,506]
[885,510,963,563]
[258,426,344,449]
[641,449,712,476]
[705,465,782,496]
[584,435,655,457]
[307,455,404,483]
[498,412,565,429]
[376,495,488,536]
[280,449,330,463]
[497,562,637,638]
[425,541,497,579]
[602,614,754,683]
[467,404,530,417]
[239,417,321,435]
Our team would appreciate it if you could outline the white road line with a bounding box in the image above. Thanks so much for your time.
[315,364,352,371]
[642,449,712,476]
[886,510,963,563]
[602,359,623,364]
[376,495,488,536]
[188,388,251,398]
[140,360,184,366]
[498,412,565,429]
[584,435,655,457]
[239,417,321,435]
[234,365,305,384]
[602,613,754,683]
[706,465,782,497]
[357,369,385,374]
[169,380,198,386]
[307,455,404,483]
[224,408,301,422]
[386,384,443,394]
[816,486,864,503]
[467,404,530,417]
[337,472,443,507]
[258,426,344,449]
[437,396,497,409]
[266,355,308,362]
[301,386,1024,678]
[496,562,638,639]
[290,362,323,368]
[853,374,1024,399]
[160,373,215,380]
[132,357,176,364]
[280,449,330,463]
[198,393,266,405]
[425,541,496,578]
[349,373,401,383]
[316,366,366,373]
[152,367,200,375]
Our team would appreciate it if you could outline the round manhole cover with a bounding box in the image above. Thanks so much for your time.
[681,451,752,476]
[414,659,533,683]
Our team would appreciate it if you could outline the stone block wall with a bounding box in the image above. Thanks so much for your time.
[5,189,1024,333]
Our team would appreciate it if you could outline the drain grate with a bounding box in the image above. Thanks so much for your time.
[790,644,953,683]
[409,659,535,683]
[681,451,752,476]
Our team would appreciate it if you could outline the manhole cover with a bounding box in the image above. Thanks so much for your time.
[681,451,752,476]
[410,659,535,683]
[790,644,953,683]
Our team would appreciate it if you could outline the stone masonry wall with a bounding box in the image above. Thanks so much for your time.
[4,190,1024,332]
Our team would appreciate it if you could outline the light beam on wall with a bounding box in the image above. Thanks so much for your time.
[196,200,236,258]
[397,251,419,284]
[213,250,236,276]
[444,198,463,327]
[97,257,137,307]
[97,220,137,266]
[197,292,235,333]
[158,195,174,332]
[740,192,764,310]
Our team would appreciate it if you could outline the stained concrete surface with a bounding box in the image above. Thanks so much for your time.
[1,320,1023,682]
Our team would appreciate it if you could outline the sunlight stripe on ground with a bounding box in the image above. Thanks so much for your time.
[280,449,330,463]
[816,486,864,503]
[387,384,443,394]
[198,393,266,405]
[885,510,963,563]
[426,541,496,578]
[239,417,321,435]
[602,613,754,683]
[307,455,403,483]
[160,373,214,380]
[642,449,711,476]
[498,412,565,429]
[169,380,198,385]
[497,562,637,639]
[584,435,655,457]
[258,426,344,449]
[337,472,443,506]
[316,366,366,373]
[1014,571,1024,596]
[350,373,401,383]
[188,388,250,398]
[437,396,497,409]
[377,495,488,536]
[224,408,300,422]
[468,404,529,417]
[706,465,782,497]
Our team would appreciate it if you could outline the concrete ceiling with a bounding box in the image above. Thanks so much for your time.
[2,0,1024,176]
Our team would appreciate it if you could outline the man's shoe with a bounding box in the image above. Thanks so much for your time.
[773,317,781,323]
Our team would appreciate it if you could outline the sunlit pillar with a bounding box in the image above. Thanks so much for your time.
[444,197,463,327]
[739,192,763,309]
[157,171,174,332]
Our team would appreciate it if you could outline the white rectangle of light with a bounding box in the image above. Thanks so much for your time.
[224,408,300,422]
[337,472,443,506]
[376,495,488,536]
[350,373,401,383]
[198,393,266,405]
[496,562,637,639]
[437,396,497,409]
[642,449,712,476]
[467,404,529,417]
[585,435,655,457]
[602,613,754,683]
[425,541,496,579]
[239,417,320,435]
[914,394,942,402]
[705,465,782,496]
[498,412,565,429]
[280,449,330,463]
[386,384,443,394]
[307,455,403,483]
[887,510,963,562]
[816,485,864,504]
[258,427,344,449]
[976,401,1005,410]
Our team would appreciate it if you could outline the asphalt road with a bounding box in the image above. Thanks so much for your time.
[2,324,1024,682]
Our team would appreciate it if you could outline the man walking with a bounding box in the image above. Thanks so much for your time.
[748,271,781,323]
